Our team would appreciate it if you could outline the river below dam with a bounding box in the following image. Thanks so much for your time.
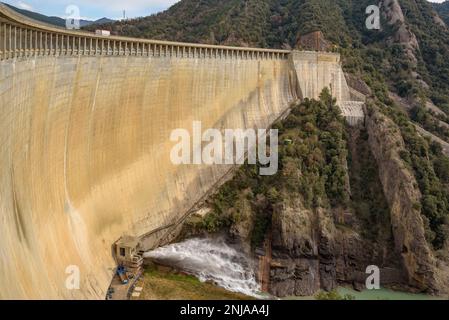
[336,288,445,300]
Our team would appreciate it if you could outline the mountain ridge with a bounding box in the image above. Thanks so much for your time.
[3,3,114,28]
[432,0,449,25]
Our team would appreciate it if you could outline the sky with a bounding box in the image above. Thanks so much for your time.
[2,0,181,20]
[1,0,447,21]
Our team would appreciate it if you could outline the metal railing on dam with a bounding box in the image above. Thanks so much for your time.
[0,4,289,61]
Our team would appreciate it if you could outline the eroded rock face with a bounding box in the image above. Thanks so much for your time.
[295,31,332,52]
[381,0,419,64]
[269,199,402,297]
[345,73,372,97]
[365,108,448,294]
[382,0,405,25]
[432,11,446,28]
[228,190,258,253]
[269,201,320,296]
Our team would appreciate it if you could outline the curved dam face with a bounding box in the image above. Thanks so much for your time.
[0,54,297,299]
[0,4,359,300]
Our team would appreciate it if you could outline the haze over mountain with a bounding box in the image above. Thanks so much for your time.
[3,2,114,28]
[433,0,449,25]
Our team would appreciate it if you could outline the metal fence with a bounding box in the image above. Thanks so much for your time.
[0,5,290,61]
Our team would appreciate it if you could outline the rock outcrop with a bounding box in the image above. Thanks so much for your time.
[366,107,448,294]
[268,197,403,297]
[295,31,332,52]
[345,74,372,98]
[432,10,446,28]
[382,0,405,25]
[381,0,419,65]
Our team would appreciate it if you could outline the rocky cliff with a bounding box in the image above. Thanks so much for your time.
[267,105,449,297]
[268,113,405,297]
[365,106,449,294]
[269,201,401,296]
[381,0,419,65]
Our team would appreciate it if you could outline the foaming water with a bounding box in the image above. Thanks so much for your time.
[144,238,262,298]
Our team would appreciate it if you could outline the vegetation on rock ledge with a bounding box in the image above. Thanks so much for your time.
[191,89,350,248]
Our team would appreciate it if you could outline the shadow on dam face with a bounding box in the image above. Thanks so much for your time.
[0,54,300,299]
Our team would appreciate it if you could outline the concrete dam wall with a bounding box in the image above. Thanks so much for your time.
[0,4,357,299]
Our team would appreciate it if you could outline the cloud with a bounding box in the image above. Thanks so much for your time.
[17,1,34,11]
[6,0,180,19]
[80,0,179,11]
[72,0,179,16]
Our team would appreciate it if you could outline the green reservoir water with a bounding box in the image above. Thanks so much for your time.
[337,287,446,300]
[285,287,447,300]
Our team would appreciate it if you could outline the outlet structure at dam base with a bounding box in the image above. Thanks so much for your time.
[0,4,365,299]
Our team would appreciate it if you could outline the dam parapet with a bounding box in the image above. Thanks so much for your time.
[0,3,288,61]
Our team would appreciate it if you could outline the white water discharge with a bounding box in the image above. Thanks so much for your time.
[144,238,262,297]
